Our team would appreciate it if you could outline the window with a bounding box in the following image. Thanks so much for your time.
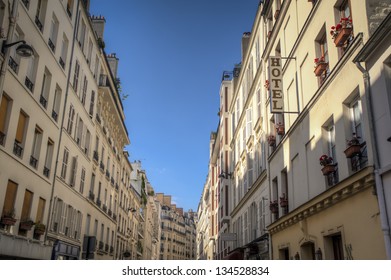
[60,148,69,179]
[94,55,99,80]
[73,60,80,92]
[246,108,252,140]
[66,105,75,134]
[14,110,28,157]
[81,76,88,105]
[79,19,86,50]
[0,94,12,145]
[43,138,54,177]
[52,86,61,122]
[69,156,78,186]
[87,39,93,65]
[59,34,68,69]
[89,90,95,116]
[247,152,253,188]
[85,129,91,155]
[20,190,33,223]
[2,180,18,218]
[35,0,47,32]
[25,53,37,92]
[80,168,86,194]
[89,173,95,199]
[48,13,59,52]
[40,68,51,108]
[67,0,74,18]
[324,121,339,186]
[348,98,367,171]
[76,117,83,146]
[315,28,329,85]
[35,197,46,224]
[30,126,43,169]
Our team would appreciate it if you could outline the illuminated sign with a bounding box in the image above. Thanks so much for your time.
[269,56,284,113]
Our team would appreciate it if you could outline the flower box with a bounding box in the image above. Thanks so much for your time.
[280,194,288,207]
[334,27,352,47]
[34,223,46,235]
[321,164,336,176]
[314,62,328,76]
[0,216,17,226]
[19,219,34,231]
[269,201,279,214]
[267,135,276,146]
[276,123,285,135]
[344,144,362,158]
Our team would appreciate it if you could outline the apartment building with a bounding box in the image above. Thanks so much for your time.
[156,193,196,260]
[0,0,146,260]
[201,0,391,260]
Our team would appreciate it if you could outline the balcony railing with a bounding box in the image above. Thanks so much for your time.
[99,74,109,87]
[21,0,30,9]
[43,166,50,177]
[30,156,38,168]
[110,177,114,185]
[52,110,58,122]
[88,191,95,201]
[48,38,55,52]
[96,113,101,124]
[40,95,47,108]
[105,170,110,179]
[93,150,99,162]
[59,57,65,69]
[25,76,34,92]
[66,5,72,18]
[8,57,18,73]
[99,161,105,171]
[13,141,23,157]
[0,131,5,146]
[35,16,43,32]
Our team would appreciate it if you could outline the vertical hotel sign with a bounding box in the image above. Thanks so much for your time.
[269,56,284,113]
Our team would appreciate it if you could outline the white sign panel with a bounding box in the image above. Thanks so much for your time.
[269,56,284,113]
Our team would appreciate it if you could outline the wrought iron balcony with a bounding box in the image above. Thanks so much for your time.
[110,177,114,185]
[66,5,72,18]
[93,150,99,162]
[8,56,18,73]
[48,38,55,52]
[99,161,105,171]
[52,110,58,122]
[35,16,43,32]
[0,131,5,146]
[105,170,110,179]
[39,95,47,108]
[25,76,34,92]
[29,155,38,168]
[96,113,101,124]
[43,166,50,177]
[88,191,95,201]
[59,57,65,69]
[13,141,23,157]
[21,0,30,9]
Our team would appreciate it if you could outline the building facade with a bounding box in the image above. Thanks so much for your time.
[0,0,148,260]
[200,0,391,260]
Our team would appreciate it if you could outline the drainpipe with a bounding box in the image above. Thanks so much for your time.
[44,0,81,245]
[355,61,391,259]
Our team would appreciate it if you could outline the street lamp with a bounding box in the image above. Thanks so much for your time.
[2,40,34,58]
[218,172,232,179]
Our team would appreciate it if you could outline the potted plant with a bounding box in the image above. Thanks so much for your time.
[267,135,276,146]
[330,17,353,47]
[0,208,17,226]
[264,80,270,90]
[19,218,35,231]
[314,56,328,76]
[344,133,363,158]
[280,193,288,208]
[319,154,336,176]
[269,200,279,214]
[34,222,46,235]
[276,122,285,135]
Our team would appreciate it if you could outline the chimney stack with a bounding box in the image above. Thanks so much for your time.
[106,53,119,78]
[241,32,251,62]
[90,15,106,40]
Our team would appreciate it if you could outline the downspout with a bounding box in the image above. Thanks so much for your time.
[44,0,81,245]
[355,61,391,259]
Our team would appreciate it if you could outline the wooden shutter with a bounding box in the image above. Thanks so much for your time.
[3,180,18,213]
[21,190,33,220]
[35,197,46,223]
[0,95,9,132]
[15,111,27,143]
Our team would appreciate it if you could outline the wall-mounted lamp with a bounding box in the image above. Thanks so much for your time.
[218,172,232,179]
[2,40,34,58]
[387,136,391,142]
[315,248,323,260]
[294,252,300,260]
[128,207,136,213]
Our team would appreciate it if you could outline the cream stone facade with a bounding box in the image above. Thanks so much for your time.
[0,0,149,260]
[199,0,391,260]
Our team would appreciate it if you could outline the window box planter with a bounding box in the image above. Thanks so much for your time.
[1,216,17,226]
[334,27,352,47]
[319,154,336,176]
[267,135,276,146]
[321,164,337,176]
[280,194,288,208]
[19,219,34,231]
[344,144,362,158]
[276,122,285,135]
[34,223,46,235]
[269,201,278,214]
[314,61,328,76]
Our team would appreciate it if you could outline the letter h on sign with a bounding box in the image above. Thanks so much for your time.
[269,56,284,113]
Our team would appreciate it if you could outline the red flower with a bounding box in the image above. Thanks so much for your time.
[331,26,336,30]
[335,23,342,30]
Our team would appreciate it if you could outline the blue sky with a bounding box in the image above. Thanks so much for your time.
[90,0,259,211]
